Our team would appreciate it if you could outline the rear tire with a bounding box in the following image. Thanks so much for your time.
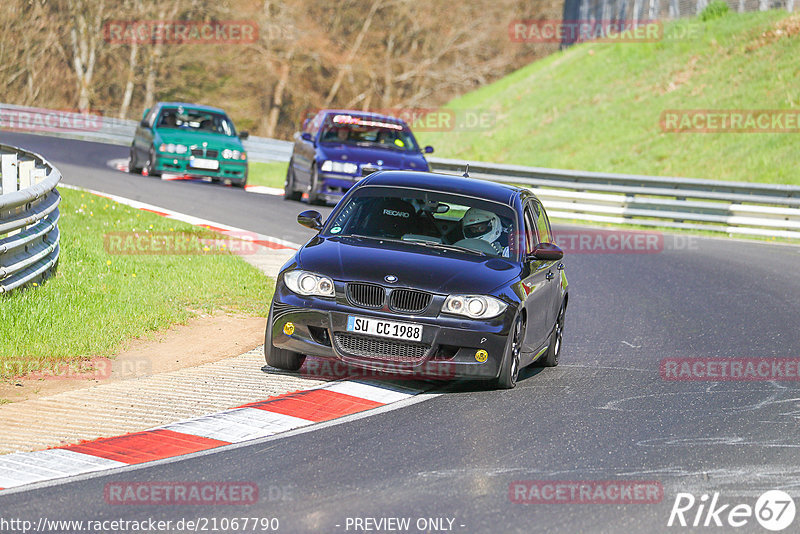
[284,160,301,201]
[494,315,524,389]
[539,301,566,367]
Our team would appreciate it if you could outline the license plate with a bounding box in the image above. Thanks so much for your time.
[346,316,423,342]
[190,158,219,170]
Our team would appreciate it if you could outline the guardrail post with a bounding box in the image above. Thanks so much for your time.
[1,153,18,195]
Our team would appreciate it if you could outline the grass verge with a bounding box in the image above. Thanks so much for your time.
[0,187,274,378]
[417,10,800,184]
[249,161,288,189]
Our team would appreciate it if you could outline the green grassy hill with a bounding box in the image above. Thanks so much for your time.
[417,10,800,185]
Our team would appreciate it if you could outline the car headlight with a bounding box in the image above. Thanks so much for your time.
[442,295,507,319]
[222,149,245,160]
[320,160,358,174]
[283,270,335,297]
[159,144,187,154]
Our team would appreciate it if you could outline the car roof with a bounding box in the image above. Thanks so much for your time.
[156,102,227,114]
[359,170,525,206]
[320,109,407,125]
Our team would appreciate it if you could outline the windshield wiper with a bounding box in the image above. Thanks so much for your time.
[401,239,487,256]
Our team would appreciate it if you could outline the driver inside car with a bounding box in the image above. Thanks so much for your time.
[460,207,509,257]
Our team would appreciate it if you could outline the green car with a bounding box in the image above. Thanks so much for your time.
[129,102,249,187]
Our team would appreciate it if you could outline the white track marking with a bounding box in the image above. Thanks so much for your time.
[158,408,313,443]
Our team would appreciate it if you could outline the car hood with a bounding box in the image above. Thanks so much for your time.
[317,144,428,170]
[155,129,244,150]
[296,236,520,294]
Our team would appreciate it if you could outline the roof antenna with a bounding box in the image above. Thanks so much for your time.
[462,164,470,178]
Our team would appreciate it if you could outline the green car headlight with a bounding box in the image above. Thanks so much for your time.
[159,144,187,154]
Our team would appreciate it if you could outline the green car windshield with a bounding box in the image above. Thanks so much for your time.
[157,108,237,137]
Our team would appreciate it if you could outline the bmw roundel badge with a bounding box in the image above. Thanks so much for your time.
[385,275,398,283]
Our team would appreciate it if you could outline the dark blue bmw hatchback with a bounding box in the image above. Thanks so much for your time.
[266,170,568,388]
[283,110,433,205]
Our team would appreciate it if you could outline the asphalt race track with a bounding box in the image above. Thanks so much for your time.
[2,131,800,533]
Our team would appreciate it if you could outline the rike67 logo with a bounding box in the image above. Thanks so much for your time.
[668,490,796,531]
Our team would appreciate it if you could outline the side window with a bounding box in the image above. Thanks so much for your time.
[310,113,324,136]
[533,200,552,243]
[523,204,538,254]
[145,107,158,128]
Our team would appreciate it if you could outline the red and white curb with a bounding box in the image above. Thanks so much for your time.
[0,380,428,491]
[109,158,284,196]
[60,183,300,251]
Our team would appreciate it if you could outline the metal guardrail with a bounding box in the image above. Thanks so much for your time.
[0,103,293,163]
[427,157,800,240]
[2,103,799,240]
[0,144,61,293]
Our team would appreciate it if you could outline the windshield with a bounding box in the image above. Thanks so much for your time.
[325,186,518,258]
[319,113,420,153]
[156,107,237,136]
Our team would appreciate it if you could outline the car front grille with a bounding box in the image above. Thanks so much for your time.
[190,148,218,158]
[334,333,429,362]
[389,289,431,313]
[347,283,385,309]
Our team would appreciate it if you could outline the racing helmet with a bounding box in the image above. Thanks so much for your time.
[461,208,502,243]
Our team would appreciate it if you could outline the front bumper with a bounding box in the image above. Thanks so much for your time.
[154,154,247,181]
[268,288,515,381]
[316,172,362,202]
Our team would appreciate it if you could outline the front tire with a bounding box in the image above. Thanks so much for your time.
[129,145,143,174]
[284,160,301,201]
[494,315,524,389]
[264,307,305,371]
[539,301,566,367]
[307,164,325,205]
[145,147,161,177]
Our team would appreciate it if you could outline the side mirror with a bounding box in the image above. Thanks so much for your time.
[239,131,250,140]
[424,145,434,154]
[297,210,323,231]
[140,120,149,129]
[301,132,313,142]
[530,242,563,261]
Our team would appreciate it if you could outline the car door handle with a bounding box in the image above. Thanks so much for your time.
[546,272,554,281]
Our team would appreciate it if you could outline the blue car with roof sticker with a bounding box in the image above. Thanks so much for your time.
[283,109,433,205]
